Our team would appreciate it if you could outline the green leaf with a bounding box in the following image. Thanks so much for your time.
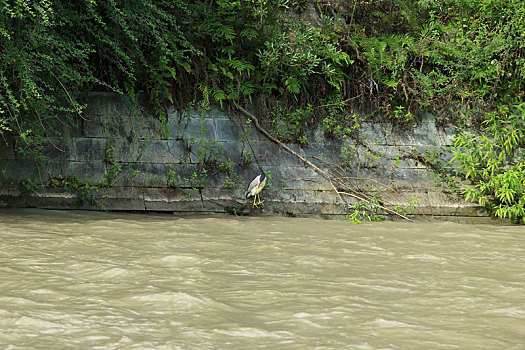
[285,76,300,94]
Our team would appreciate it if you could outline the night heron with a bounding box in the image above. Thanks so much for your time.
[245,173,266,207]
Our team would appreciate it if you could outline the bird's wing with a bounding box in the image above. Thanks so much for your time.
[245,176,260,197]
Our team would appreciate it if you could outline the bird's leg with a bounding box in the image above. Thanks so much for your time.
[256,193,264,206]
[253,195,257,207]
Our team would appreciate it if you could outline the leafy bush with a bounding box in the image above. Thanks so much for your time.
[452,104,525,222]
[258,18,352,96]
[0,0,194,156]
[352,0,525,117]
[270,103,313,143]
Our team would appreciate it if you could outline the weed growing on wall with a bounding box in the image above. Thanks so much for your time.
[323,111,360,139]
[0,169,7,188]
[50,175,99,204]
[167,169,207,198]
[239,119,255,165]
[20,178,38,195]
[102,140,122,187]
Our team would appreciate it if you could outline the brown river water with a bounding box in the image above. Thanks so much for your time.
[0,208,524,349]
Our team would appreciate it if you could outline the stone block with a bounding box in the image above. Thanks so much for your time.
[381,189,428,206]
[108,162,143,187]
[132,116,165,140]
[139,163,201,188]
[27,117,81,138]
[66,161,106,182]
[41,138,68,163]
[2,159,38,181]
[249,141,307,166]
[284,166,327,190]
[437,124,457,146]
[231,164,266,187]
[238,119,265,142]
[156,140,189,163]
[391,122,437,146]
[38,159,66,182]
[111,139,189,164]
[131,162,170,188]
[354,166,392,188]
[0,136,15,160]
[165,115,189,140]
[219,141,243,163]
[304,138,345,164]
[109,137,139,162]
[1,158,65,185]
[203,187,248,202]
[275,188,339,204]
[168,115,216,141]
[68,137,107,162]
[83,99,149,139]
[96,186,146,211]
[82,113,144,139]
[82,115,105,138]
[85,92,135,117]
[0,187,80,209]
[207,105,229,119]
[143,187,205,211]
[216,118,242,141]
[389,168,435,189]
[359,122,394,145]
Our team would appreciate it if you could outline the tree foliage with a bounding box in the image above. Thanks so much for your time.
[351,0,525,116]
[2,0,524,141]
[0,0,194,156]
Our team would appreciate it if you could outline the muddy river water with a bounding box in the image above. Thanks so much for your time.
[0,209,523,349]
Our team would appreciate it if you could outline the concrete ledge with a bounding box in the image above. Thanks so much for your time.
[0,184,489,223]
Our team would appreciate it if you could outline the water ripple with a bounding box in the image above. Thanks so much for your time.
[0,209,523,349]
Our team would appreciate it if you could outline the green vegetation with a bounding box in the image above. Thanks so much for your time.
[102,143,122,187]
[1,0,193,158]
[0,169,7,187]
[20,177,38,195]
[452,104,525,223]
[346,187,419,224]
[50,175,99,203]
[5,0,522,152]
[1,0,525,222]
[167,169,206,198]
[240,119,254,165]
[270,103,312,144]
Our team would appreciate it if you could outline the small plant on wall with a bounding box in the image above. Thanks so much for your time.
[167,169,207,198]
[20,178,38,195]
[0,169,7,188]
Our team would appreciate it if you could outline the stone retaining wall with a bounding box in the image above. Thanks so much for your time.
[0,93,487,221]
